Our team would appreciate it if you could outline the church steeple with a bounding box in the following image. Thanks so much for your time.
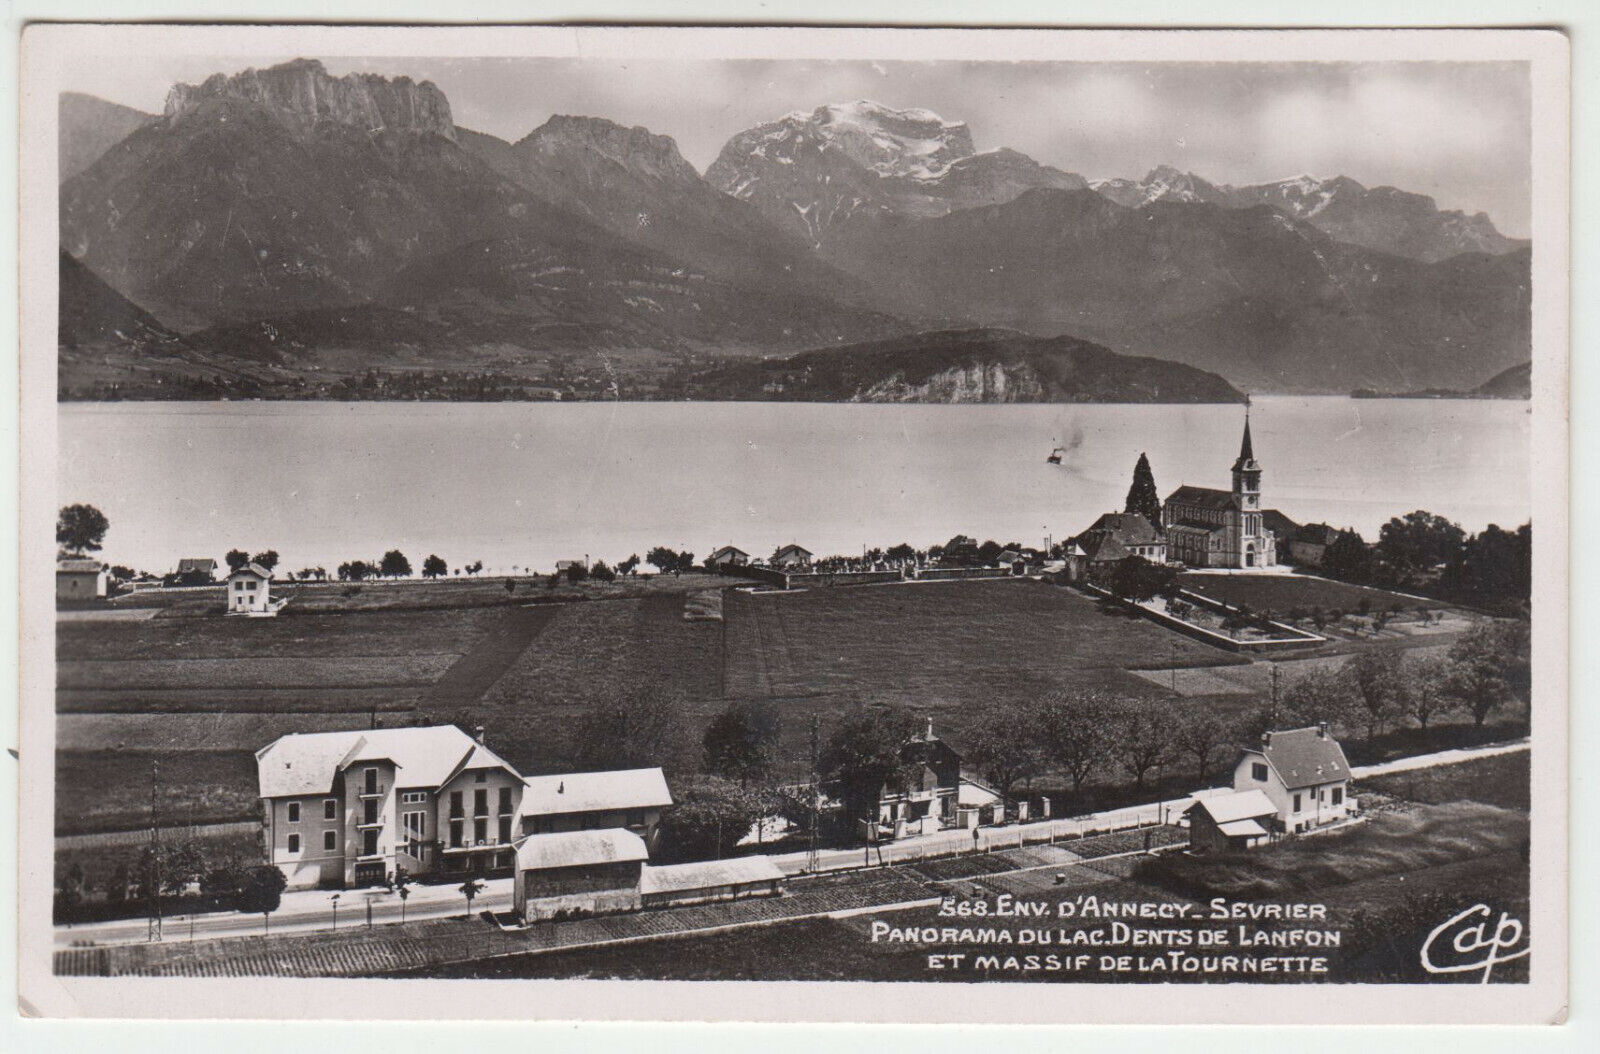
[1231,408,1261,509]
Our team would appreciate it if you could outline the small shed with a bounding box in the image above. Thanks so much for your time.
[639,856,785,908]
[1185,789,1278,853]
[513,828,648,923]
[56,558,107,600]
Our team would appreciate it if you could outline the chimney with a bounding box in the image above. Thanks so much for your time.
[557,780,564,794]
[1261,731,1273,746]
[473,725,485,744]
[1318,721,1329,739]
[926,718,935,740]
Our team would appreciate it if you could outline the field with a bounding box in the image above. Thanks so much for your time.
[1175,572,1448,617]
[1356,750,1530,811]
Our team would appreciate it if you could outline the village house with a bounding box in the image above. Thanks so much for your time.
[174,557,218,585]
[227,562,282,616]
[518,768,674,852]
[706,545,750,570]
[1233,724,1354,834]
[771,543,813,569]
[1288,523,1342,568]
[868,719,963,840]
[1184,789,1278,853]
[1075,512,1167,565]
[55,557,107,600]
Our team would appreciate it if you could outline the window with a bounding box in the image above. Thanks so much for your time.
[234,581,244,591]
[1292,793,1302,813]
[401,791,426,805]
[286,802,300,823]
[498,787,513,815]
[474,789,488,817]
[286,833,301,853]
[1251,763,1269,782]
[474,818,488,845]
[1332,786,1344,805]
[362,829,379,856]
[363,768,378,794]
[449,791,463,818]
[498,816,512,844]
[449,819,463,848]
[402,811,426,842]
[324,798,337,820]
[245,580,256,590]
[363,799,378,825]
[323,830,337,851]
[475,772,487,783]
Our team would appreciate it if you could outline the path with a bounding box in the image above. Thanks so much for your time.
[1350,736,1528,778]
[418,604,557,710]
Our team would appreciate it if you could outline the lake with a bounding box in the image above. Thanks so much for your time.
[57,397,1531,576]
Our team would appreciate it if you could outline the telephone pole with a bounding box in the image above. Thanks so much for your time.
[147,760,162,942]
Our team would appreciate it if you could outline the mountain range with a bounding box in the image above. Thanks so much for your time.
[57,60,1532,398]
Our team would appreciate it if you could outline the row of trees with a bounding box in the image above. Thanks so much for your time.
[1321,511,1532,613]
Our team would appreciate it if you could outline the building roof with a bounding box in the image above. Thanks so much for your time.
[1166,520,1227,537]
[774,544,812,558]
[521,767,673,817]
[1234,414,1256,468]
[515,828,648,871]
[1189,789,1277,824]
[1081,512,1163,546]
[1245,726,1351,790]
[709,545,749,560]
[1293,523,1342,546]
[1165,485,1242,512]
[1216,817,1270,838]
[255,725,519,799]
[177,558,217,573]
[1260,509,1299,539]
[229,562,271,580]
[639,855,785,895]
[57,558,103,573]
[1080,533,1130,563]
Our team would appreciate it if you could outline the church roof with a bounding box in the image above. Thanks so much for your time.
[1165,485,1241,512]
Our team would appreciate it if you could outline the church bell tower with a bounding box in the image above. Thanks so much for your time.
[1231,411,1261,511]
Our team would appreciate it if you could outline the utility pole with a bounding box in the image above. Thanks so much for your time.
[806,715,821,874]
[147,760,162,942]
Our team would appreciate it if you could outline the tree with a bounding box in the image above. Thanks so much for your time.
[1038,689,1115,799]
[236,865,287,934]
[703,701,779,785]
[658,776,768,860]
[1109,555,1175,603]
[1378,510,1465,583]
[1348,647,1405,742]
[1172,706,1233,783]
[56,503,109,555]
[1124,452,1162,529]
[464,560,484,576]
[380,549,412,578]
[647,546,681,574]
[590,559,616,583]
[886,543,917,563]
[977,539,1004,565]
[459,876,485,917]
[1444,622,1520,728]
[818,706,919,825]
[1110,698,1177,789]
[338,560,371,582]
[225,549,251,573]
[1400,654,1458,734]
[1322,529,1373,583]
[957,693,1045,798]
[251,550,280,572]
[618,554,641,576]
[1282,661,1358,733]
[565,561,589,583]
[567,684,691,773]
[395,870,412,924]
[417,554,446,578]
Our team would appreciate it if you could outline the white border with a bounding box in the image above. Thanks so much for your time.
[12,20,1571,1030]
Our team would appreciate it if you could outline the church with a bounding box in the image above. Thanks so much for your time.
[1162,415,1278,569]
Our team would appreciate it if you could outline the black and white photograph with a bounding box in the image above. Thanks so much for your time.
[15,22,1570,1025]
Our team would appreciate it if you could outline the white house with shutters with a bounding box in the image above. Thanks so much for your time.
[227,562,285,616]
[1232,724,1354,834]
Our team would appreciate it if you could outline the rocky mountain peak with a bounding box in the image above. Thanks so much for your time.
[163,58,456,141]
[519,114,701,186]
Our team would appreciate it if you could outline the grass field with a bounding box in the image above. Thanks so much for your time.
[1355,750,1530,812]
[55,751,260,835]
[1176,573,1451,620]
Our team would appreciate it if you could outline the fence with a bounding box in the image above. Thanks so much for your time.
[1081,583,1322,652]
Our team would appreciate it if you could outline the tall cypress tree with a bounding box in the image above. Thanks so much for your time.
[1125,453,1162,529]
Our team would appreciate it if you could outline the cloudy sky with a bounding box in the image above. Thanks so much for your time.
[64,56,1532,236]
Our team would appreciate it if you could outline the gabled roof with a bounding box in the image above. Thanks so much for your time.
[229,562,271,580]
[256,725,519,799]
[521,767,673,817]
[1081,512,1163,546]
[1080,533,1129,563]
[1188,788,1277,824]
[1165,485,1241,512]
[639,856,784,894]
[57,558,103,573]
[1244,726,1351,790]
[1260,509,1299,538]
[709,545,749,560]
[774,544,812,558]
[177,558,217,573]
[515,828,647,871]
[1293,523,1341,546]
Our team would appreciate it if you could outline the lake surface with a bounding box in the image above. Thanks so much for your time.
[58,397,1531,576]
